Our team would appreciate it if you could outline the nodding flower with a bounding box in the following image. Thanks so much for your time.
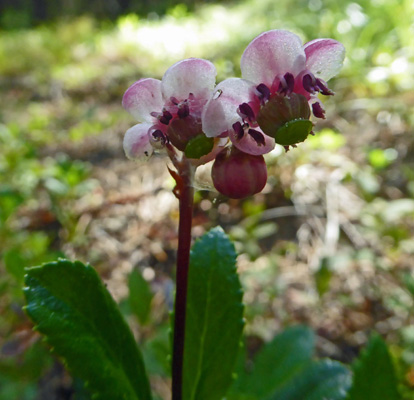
[122,58,218,161]
[202,30,345,154]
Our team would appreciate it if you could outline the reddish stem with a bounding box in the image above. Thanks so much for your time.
[171,161,194,400]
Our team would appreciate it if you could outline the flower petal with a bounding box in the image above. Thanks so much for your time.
[122,78,164,123]
[304,39,345,81]
[123,123,153,161]
[202,78,256,137]
[161,58,217,102]
[229,129,275,156]
[241,30,306,86]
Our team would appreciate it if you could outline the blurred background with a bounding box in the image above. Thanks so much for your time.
[0,0,414,398]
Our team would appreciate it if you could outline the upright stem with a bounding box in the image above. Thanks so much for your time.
[171,161,194,400]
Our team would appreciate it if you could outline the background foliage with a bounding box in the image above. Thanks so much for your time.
[0,0,413,398]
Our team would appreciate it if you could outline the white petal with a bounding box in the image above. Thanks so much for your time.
[241,30,306,86]
[161,58,217,102]
[229,129,275,156]
[122,78,163,123]
[202,78,256,137]
[123,123,153,161]
[304,39,345,81]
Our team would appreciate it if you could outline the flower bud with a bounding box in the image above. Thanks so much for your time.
[212,147,267,199]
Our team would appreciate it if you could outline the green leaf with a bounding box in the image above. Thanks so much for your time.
[232,326,315,398]
[346,335,400,400]
[229,326,315,399]
[315,257,333,297]
[274,119,313,146]
[142,325,171,376]
[183,227,244,400]
[229,326,351,400]
[4,249,26,283]
[24,259,152,400]
[128,268,153,325]
[184,134,214,159]
[271,359,351,400]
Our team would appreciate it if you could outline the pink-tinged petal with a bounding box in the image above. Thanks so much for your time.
[229,129,275,156]
[161,58,217,102]
[122,78,163,123]
[241,30,306,86]
[304,39,345,81]
[123,123,153,161]
[202,78,256,138]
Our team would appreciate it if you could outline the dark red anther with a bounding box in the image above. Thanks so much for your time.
[286,73,295,93]
[170,96,180,105]
[160,110,173,125]
[283,72,295,95]
[302,73,316,94]
[177,103,190,119]
[232,121,245,140]
[152,129,167,145]
[256,83,271,104]
[238,102,255,122]
[312,102,326,119]
[316,79,334,96]
[248,129,265,146]
[277,72,295,96]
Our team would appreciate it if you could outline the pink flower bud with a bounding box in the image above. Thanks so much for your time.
[212,147,267,199]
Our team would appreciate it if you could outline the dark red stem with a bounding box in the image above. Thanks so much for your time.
[171,161,194,400]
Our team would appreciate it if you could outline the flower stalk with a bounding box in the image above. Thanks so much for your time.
[170,159,195,400]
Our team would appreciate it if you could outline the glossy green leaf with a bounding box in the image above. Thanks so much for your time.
[274,119,313,146]
[346,335,400,400]
[229,326,315,399]
[183,227,244,400]
[24,259,152,400]
[271,359,351,400]
[184,134,214,159]
[129,268,153,325]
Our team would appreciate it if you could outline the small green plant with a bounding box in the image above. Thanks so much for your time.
[19,28,404,400]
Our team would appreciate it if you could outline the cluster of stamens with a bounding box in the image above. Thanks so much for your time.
[148,94,197,147]
[302,73,334,96]
[233,102,265,147]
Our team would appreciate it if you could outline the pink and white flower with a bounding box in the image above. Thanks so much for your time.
[202,30,345,153]
[122,58,217,160]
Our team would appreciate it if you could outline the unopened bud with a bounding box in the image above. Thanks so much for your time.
[212,147,267,199]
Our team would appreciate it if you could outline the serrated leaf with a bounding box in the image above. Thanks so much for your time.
[24,259,152,400]
[183,227,244,400]
[184,134,214,159]
[271,359,351,400]
[346,335,400,400]
[229,326,315,399]
[129,268,153,325]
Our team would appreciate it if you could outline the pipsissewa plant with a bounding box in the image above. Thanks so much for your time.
[22,30,402,400]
